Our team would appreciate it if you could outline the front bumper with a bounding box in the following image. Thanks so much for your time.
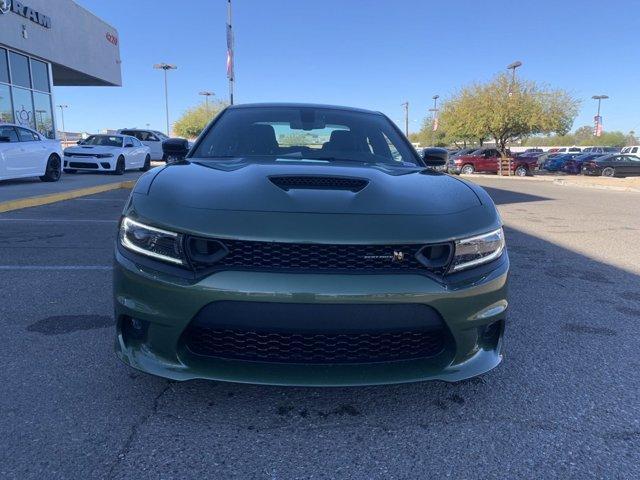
[64,158,114,171]
[114,249,509,386]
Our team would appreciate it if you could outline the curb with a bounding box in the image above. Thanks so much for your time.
[0,180,135,213]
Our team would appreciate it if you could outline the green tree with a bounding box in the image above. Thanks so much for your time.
[625,130,638,146]
[173,101,227,138]
[588,131,626,147]
[409,116,448,146]
[573,125,594,144]
[438,74,579,155]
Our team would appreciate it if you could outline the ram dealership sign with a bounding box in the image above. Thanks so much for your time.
[0,0,51,29]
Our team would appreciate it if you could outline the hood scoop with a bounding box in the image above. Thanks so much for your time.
[269,175,369,192]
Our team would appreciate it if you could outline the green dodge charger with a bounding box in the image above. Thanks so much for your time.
[114,103,508,386]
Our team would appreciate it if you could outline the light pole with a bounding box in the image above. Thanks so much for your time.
[57,104,68,144]
[428,95,440,146]
[199,91,215,109]
[153,63,177,135]
[227,0,235,105]
[401,102,409,137]
[592,95,609,137]
[507,61,522,96]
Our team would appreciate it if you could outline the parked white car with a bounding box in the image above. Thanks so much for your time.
[0,124,63,182]
[63,134,151,175]
[118,129,169,161]
[621,146,640,155]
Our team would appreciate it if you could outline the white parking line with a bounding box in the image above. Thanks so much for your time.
[0,266,113,270]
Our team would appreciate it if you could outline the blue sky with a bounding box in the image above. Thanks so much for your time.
[57,0,640,135]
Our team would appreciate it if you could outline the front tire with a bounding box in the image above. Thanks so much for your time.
[40,155,62,182]
[461,164,475,175]
[140,155,151,172]
[114,156,125,175]
[601,167,615,177]
[514,165,528,177]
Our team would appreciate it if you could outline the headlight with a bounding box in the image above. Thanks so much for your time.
[119,217,185,265]
[449,228,505,272]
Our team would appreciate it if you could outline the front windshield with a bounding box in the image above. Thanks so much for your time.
[153,131,169,140]
[192,106,420,166]
[81,135,123,147]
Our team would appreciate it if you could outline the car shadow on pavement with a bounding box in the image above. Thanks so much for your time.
[478,186,552,205]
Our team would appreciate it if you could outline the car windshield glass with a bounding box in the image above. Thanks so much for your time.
[153,131,169,140]
[82,135,123,147]
[192,106,420,166]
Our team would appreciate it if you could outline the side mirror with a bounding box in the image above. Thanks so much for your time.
[422,147,448,167]
[76,140,83,145]
[0,136,11,143]
[125,143,134,148]
[162,138,190,163]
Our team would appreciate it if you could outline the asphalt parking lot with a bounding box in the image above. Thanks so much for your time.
[1,178,639,480]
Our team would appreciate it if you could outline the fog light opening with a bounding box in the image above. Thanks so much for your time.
[120,315,149,344]
[480,320,504,348]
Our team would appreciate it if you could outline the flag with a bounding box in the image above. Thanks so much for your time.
[594,115,602,137]
[226,23,234,80]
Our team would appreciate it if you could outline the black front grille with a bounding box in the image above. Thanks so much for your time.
[68,153,99,158]
[269,175,368,192]
[192,239,451,274]
[185,327,446,364]
[69,161,98,169]
[182,301,450,364]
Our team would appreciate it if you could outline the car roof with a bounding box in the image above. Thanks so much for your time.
[226,102,382,115]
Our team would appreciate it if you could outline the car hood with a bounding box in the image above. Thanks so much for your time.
[143,160,481,215]
[129,159,500,243]
[65,145,120,154]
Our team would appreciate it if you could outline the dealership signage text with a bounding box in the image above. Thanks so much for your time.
[0,0,51,29]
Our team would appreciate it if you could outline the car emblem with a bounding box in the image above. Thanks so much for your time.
[363,251,405,263]
[0,0,10,14]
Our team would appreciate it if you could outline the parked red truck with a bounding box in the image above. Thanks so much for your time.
[448,148,537,176]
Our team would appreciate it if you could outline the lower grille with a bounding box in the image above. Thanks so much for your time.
[182,301,449,364]
[184,326,446,364]
[69,161,98,169]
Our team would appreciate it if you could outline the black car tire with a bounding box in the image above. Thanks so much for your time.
[39,155,62,182]
[602,167,615,177]
[140,155,151,172]
[114,156,125,175]
[514,165,528,177]
[461,164,475,175]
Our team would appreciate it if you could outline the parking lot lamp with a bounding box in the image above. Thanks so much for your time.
[199,91,215,110]
[507,61,522,96]
[401,102,409,137]
[429,95,440,146]
[153,63,177,135]
[57,104,68,144]
[592,95,608,117]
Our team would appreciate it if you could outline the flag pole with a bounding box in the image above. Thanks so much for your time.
[227,0,234,105]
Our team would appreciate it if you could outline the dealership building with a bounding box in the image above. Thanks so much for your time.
[0,0,121,138]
